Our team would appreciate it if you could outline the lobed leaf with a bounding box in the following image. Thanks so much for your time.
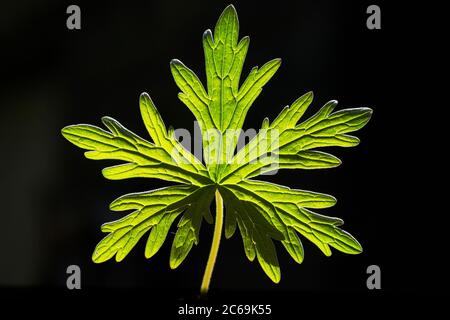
[92,184,215,263]
[220,97,372,183]
[220,187,282,282]
[223,180,362,267]
[62,94,212,186]
[172,5,280,175]
[62,5,372,285]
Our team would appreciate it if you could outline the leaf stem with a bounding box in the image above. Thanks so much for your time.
[200,189,224,297]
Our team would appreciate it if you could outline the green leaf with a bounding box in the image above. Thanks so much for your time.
[169,186,215,269]
[62,5,372,286]
[220,94,372,183]
[221,187,282,282]
[223,181,362,260]
[93,184,215,263]
[62,94,212,186]
[172,4,280,178]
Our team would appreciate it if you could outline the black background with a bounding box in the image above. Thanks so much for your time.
[0,0,442,313]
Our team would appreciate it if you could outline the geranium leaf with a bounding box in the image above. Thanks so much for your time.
[62,4,372,286]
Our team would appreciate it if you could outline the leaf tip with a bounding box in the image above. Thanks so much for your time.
[268,270,281,283]
[61,125,74,139]
[100,166,108,177]
[100,222,112,232]
[222,4,238,18]
[145,248,155,260]
[115,254,125,263]
[364,108,374,121]
[91,250,103,264]
[169,259,180,270]
[108,199,121,211]
[100,116,114,127]
[60,126,69,135]
[241,35,250,43]
[139,91,150,101]
[91,257,101,264]
[329,195,338,206]
[170,58,182,67]
[351,238,363,254]
[202,29,213,42]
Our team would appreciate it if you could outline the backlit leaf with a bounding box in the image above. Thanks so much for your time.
[62,4,371,284]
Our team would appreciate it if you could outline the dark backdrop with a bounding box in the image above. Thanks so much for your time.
[0,0,442,308]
